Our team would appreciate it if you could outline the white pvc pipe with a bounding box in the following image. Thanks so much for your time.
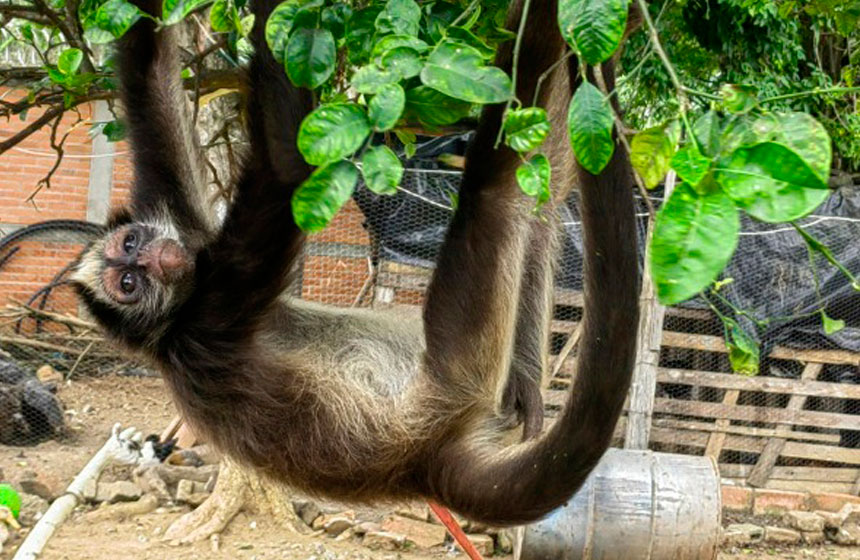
[13,424,143,560]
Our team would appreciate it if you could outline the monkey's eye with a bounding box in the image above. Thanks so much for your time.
[123,233,138,253]
[120,271,138,294]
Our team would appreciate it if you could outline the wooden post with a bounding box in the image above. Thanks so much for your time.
[747,362,823,487]
[704,389,740,459]
[624,173,676,450]
[86,101,115,223]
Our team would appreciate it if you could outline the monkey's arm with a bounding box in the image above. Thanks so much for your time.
[116,0,212,236]
[195,0,313,321]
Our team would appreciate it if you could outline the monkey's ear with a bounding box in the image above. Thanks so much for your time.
[107,207,133,229]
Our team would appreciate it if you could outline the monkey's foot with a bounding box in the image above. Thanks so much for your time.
[164,458,306,544]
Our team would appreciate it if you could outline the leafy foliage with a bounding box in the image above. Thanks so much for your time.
[2,0,858,375]
[567,81,615,174]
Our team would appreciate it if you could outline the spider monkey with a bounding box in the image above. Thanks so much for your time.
[71,0,639,525]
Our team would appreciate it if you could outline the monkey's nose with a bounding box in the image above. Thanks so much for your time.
[141,239,190,283]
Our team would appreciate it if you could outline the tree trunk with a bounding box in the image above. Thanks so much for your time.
[164,457,306,544]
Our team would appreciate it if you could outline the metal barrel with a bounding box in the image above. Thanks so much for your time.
[515,449,721,560]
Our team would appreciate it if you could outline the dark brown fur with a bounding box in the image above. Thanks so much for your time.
[72,0,639,526]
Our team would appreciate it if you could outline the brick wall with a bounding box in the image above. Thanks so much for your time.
[0,94,374,314]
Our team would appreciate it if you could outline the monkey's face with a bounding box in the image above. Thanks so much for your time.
[71,221,195,347]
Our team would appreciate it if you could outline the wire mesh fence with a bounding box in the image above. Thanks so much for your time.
[1,134,859,494]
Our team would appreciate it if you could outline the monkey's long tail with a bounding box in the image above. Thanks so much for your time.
[427,61,640,526]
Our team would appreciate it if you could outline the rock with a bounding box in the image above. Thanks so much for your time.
[395,502,429,522]
[363,531,405,551]
[18,476,56,502]
[783,511,825,533]
[324,513,356,537]
[82,478,97,501]
[0,467,5,480]
[36,365,62,384]
[831,522,860,545]
[174,480,208,506]
[801,531,825,545]
[466,534,494,556]
[840,503,860,525]
[764,526,801,545]
[496,529,514,554]
[84,494,159,522]
[722,523,764,547]
[95,481,142,504]
[293,499,322,527]
[17,493,48,526]
[381,515,447,549]
[354,522,382,536]
[816,509,845,529]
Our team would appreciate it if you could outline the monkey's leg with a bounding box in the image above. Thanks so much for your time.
[497,72,574,439]
[499,216,557,439]
[422,0,567,402]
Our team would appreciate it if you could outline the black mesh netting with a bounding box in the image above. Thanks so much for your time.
[2,134,859,491]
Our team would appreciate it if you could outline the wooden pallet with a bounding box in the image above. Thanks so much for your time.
[371,259,860,494]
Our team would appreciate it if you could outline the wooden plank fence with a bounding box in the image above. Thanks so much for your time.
[374,259,860,494]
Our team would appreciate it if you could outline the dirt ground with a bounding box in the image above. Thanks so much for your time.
[1,375,859,559]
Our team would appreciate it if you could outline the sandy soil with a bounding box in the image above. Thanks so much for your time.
[1,375,859,559]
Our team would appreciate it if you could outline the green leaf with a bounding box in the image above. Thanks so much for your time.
[630,121,681,189]
[715,142,830,223]
[94,0,143,39]
[503,107,551,153]
[368,83,405,131]
[297,103,371,166]
[557,0,627,64]
[361,145,402,195]
[286,28,336,89]
[753,112,832,182]
[650,182,740,305]
[102,119,127,141]
[239,13,255,36]
[693,110,723,158]
[445,27,494,59]
[380,47,422,79]
[345,7,381,64]
[567,81,614,175]
[57,48,83,75]
[375,0,421,36]
[321,3,352,39]
[724,318,760,375]
[719,84,757,114]
[209,0,238,32]
[822,311,845,335]
[162,0,212,25]
[371,34,429,57]
[351,65,398,94]
[404,86,471,127]
[420,40,512,104]
[671,142,711,188]
[516,153,551,207]
[266,0,302,63]
[292,160,358,232]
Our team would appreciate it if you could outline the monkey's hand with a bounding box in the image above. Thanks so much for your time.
[105,423,145,466]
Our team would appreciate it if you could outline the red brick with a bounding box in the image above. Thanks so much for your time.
[753,489,810,515]
[722,485,753,513]
[809,492,860,513]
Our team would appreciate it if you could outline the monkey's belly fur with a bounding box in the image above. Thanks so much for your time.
[160,297,493,503]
